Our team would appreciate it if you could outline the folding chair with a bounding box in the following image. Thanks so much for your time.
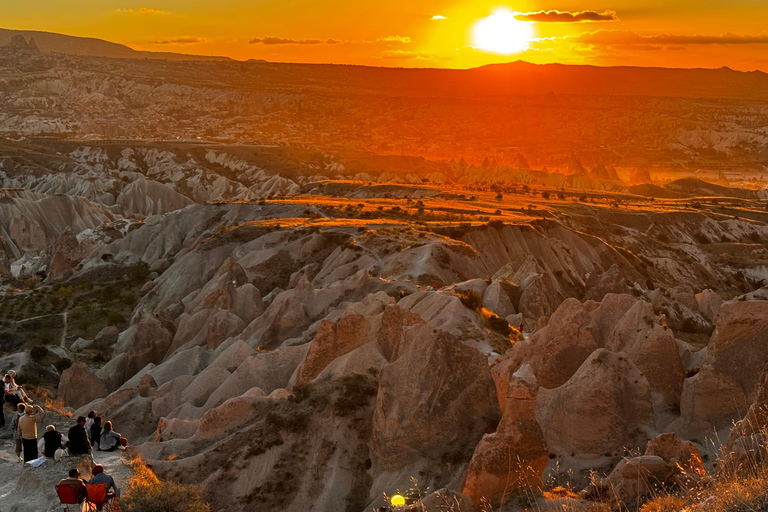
[56,484,83,512]
[84,483,116,512]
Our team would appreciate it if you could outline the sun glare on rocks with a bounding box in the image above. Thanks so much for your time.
[472,8,535,55]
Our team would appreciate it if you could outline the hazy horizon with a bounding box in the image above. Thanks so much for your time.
[2,0,768,72]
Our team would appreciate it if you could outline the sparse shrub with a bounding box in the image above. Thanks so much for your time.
[456,290,483,312]
[127,261,150,282]
[680,317,700,333]
[485,313,512,336]
[107,310,126,326]
[265,410,310,433]
[694,232,710,244]
[122,458,211,512]
[333,374,378,417]
[53,357,72,374]
[30,345,49,362]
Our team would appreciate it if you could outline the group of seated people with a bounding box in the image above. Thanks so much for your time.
[36,411,127,460]
[9,402,127,463]
[58,464,121,509]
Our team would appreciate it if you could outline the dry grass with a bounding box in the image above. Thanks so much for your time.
[122,457,211,512]
[26,384,73,417]
[641,447,768,512]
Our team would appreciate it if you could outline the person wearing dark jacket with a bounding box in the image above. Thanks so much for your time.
[67,416,92,455]
[90,416,103,450]
[41,425,68,458]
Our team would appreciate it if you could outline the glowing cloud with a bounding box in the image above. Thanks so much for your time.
[431,15,447,20]
[249,37,342,45]
[472,8,535,55]
[378,36,411,43]
[116,7,164,15]
[572,30,768,45]
[148,37,206,45]
[516,10,619,22]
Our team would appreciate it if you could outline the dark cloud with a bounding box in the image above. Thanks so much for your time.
[249,37,342,45]
[573,30,768,45]
[516,10,619,22]
[148,37,206,45]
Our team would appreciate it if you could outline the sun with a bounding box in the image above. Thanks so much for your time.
[472,8,535,55]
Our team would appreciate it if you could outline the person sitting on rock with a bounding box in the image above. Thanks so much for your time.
[40,424,69,459]
[59,468,88,503]
[10,403,26,462]
[90,464,120,507]
[67,416,92,455]
[90,416,103,449]
[18,404,44,462]
[98,421,122,452]
[3,372,30,406]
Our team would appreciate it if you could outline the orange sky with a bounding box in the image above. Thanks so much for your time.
[4,1,768,71]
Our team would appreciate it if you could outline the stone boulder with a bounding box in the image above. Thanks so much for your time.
[678,300,768,434]
[483,281,516,318]
[721,373,768,472]
[606,301,685,413]
[296,314,368,384]
[537,349,654,455]
[529,298,598,389]
[696,289,723,322]
[371,325,499,470]
[57,363,108,409]
[602,455,673,505]
[204,344,308,410]
[109,312,174,388]
[462,368,548,507]
[596,432,705,506]
[645,432,705,477]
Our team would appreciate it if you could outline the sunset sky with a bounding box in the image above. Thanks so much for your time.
[4,0,768,71]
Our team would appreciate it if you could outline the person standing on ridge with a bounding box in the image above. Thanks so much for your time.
[10,403,25,462]
[18,404,44,461]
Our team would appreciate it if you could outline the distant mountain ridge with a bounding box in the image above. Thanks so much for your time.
[2,28,768,101]
[0,28,230,61]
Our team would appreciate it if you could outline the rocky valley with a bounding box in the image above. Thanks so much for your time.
[1,30,768,512]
